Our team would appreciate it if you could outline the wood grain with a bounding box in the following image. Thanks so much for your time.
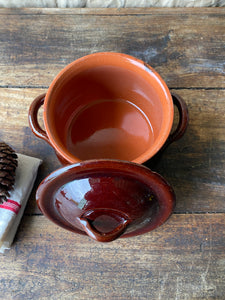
[0,8,224,88]
[149,88,225,213]
[1,214,225,300]
[0,8,225,300]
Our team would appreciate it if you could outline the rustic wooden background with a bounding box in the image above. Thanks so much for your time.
[0,8,224,299]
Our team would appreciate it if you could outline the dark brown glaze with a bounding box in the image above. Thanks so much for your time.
[36,159,175,242]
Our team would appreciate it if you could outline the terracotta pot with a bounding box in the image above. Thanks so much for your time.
[36,159,175,242]
[29,52,188,165]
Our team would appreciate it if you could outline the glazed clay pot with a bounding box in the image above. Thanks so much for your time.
[36,160,176,242]
[29,52,188,165]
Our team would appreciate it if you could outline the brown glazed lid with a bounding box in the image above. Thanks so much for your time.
[36,159,175,242]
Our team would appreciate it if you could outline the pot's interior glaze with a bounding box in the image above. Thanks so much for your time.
[66,98,154,161]
[45,53,173,164]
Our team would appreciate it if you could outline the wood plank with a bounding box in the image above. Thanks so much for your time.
[148,88,225,213]
[0,9,224,88]
[0,88,224,213]
[0,9,224,300]
[0,214,224,299]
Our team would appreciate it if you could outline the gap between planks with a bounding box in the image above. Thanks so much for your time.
[0,86,224,90]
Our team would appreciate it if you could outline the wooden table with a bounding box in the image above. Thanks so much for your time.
[0,7,225,299]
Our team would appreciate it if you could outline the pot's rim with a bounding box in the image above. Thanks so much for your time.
[43,52,174,165]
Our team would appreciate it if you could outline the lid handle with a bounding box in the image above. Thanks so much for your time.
[77,209,132,242]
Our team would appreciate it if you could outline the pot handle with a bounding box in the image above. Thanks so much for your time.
[164,92,189,149]
[147,92,189,167]
[28,93,50,144]
[169,92,189,144]
[77,209,132,242]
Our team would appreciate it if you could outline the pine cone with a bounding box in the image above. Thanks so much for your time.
[0,142,18,204]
